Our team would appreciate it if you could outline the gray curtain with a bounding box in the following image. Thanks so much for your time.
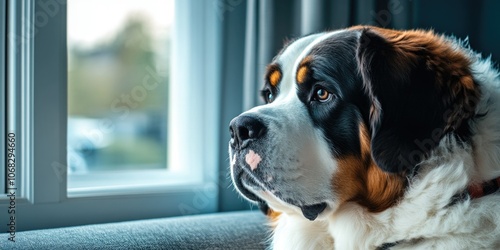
[218,0,500,212]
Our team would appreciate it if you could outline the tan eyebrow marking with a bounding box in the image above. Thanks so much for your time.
[296,56,312,84]
[266,64,282,87]
[269,70,282,87]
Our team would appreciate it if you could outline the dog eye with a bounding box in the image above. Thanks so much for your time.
[266,92,274,103]
[314,88,333,102]
[261,89,275,104]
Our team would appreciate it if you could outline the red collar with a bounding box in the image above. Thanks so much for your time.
[467,177,500,199]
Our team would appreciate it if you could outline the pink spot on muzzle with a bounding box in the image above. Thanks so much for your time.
[245,150,262,171]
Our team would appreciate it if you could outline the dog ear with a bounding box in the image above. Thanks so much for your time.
[356,27,480,173]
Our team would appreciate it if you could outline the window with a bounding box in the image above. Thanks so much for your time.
[1,0,224,231]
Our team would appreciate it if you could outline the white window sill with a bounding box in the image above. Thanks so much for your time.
[68,169,204,198]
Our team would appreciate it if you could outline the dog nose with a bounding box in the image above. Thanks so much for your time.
[229,115,266,149]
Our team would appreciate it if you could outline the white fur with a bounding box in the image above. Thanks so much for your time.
[470,56,500,181]
[264,33,500,249]
[272,213,333,249]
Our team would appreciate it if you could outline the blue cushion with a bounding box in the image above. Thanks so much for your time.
[0,211,269,249]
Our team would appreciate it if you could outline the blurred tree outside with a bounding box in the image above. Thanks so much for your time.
[68,14,170,171]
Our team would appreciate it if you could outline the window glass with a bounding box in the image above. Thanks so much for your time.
[67,0,174,174]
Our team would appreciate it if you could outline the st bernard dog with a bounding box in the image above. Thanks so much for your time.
[229,26,500,249]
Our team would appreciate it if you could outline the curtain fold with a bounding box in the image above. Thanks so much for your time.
[243,0,258,111]
[243,0,302,110]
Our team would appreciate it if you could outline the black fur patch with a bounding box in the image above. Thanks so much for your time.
[296,31,370,157]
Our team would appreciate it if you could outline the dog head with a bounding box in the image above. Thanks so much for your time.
[229,26,480,221]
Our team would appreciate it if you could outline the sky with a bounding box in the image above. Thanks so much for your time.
[67,0,175,49]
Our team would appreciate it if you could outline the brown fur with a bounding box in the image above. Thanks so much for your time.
[267,208,282,223]
[333,123,406,213]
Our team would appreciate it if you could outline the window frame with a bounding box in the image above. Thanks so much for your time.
[0,0,223,231]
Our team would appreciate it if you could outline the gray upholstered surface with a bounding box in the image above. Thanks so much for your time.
[0,211,269,250]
